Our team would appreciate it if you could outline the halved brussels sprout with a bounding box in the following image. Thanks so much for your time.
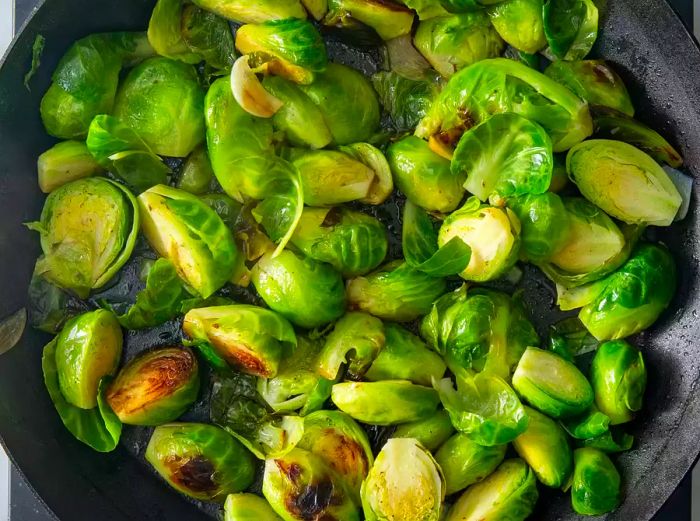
[543,0,598,61]
[361,438,445,521]
[332,380,440,426]
[54,309,122,409]
[392,409,455,451]
[37,141,103,193]
[546,60,634,116]
[513,406,572,488]
[138,185,239,298]
[414,13,504,78]
[184,305,296,377]
[29,177,139,298]
[177,145,216,194]
[317,312,385,380]
[567,140,682,226]
[365,323,446,386]
[146,422,256,502]
[590,340,646,424]
[299,63,380,145]
[508,193,570,262]
[387,136,465,213]
[224,493,282,521]
[251,250,346,328]
[339,143,393,205]
[438,198,520,282]
[512,347,594,418]
[263,448,361,521]
[290,207,388,277]
[372,72,440,133]
[297,410,374,498]
[453,113,553,202]
[435,433,506,495]
[113,57,205,157]
[488,0,546,53]
[445,459,538,521]
[571,448,621,515]
[106,347,199,425]
[324,0,415,41]
[190,0,307,24]
[346,261,447,322]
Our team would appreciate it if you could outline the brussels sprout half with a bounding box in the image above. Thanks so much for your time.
[435,433,506,495]
[146,423,256,502]
[361,438,446,521]
[488,0,547,53]
[224,493,282,521]
[508,193,570,262]
[37,140,103,193]
[392,409,455,451]
[106,347,199,426]
[571,448,621,515]
[190,0,307,24]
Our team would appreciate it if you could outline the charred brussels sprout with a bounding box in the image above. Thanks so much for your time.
[113,57,205,157]
[435,433,506,495]
[146,423,255,502]
[263,448,361,521]
[106,347,199,425]
[414,13,504,79]
[190,0,307,24]
[543,0,599,61]
[438,198,520,282]
[361,438,445,521]
[224,493,282,521]
[567,140,682,226]
[513,406,572,487]
[590,340,646,424]
[513,347,594,418]
[392,410,455,451]
[55,309,122,409]
[372,72,440,133]
[571,448,621,515]
[37,141,102,193]
[184,305,296,377]
[387,136,465,213]
[508,193,570,262]
[138,185,239,298]
[488,0,546,54]
[445,459,538,521]
[332,381,440,426]
[346,261,447,322]
[29,177,139,298]
[290,207,387,277]
[251,250,346,328]
[324,0,415,41]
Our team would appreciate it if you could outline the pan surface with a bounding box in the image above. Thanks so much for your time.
[0,0,699,519]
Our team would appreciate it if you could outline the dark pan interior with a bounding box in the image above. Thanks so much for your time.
[0,0,699,519]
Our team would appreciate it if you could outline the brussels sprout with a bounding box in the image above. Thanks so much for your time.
[225,493,282,521]
[561,406,611,440]
[262,76,332,149]
[571,448,621,515]
[436,373,529,446]
[106,346,199,425]
[138,185,239,297]
[263,448,361,520]
[54,309,122,409]
[392,409,455,451]
[438,198,520,282]
[190,0,307,24]
[446,459,538,521]
[590,340,646,425]
[148,0,201,64]
[372,72,440,133]
[299,63,380,145]
[40,32,154,139]
[177,146,216,194]
[567,140,682,226]
[543,0,598,61]
[339,142,393,205]
[184,305,296,377]
[251,250,345,328]
[488,0,546,53]
[289,207,387,277]
[435,434,507,495]
[453,113,553,202]
[513,347,594,418]
[332,381,440,426]
[582,427,634,453]
[387,136,465,213]
[113,57,205,157]
[365,323,446,386]
[414,13,504,79]
[416,58,592,153]
[346,261,447,322]
[146,423,255,501]
[29,177,139,298]
[37,141,102,193]
[324,0,414,41]
[362,438,445,521]
[297,410,374,498]
[508,193,570,262]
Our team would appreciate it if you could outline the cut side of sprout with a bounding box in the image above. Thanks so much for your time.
[231,56,283,118]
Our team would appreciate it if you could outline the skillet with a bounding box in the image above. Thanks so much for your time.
[0,0,699,519]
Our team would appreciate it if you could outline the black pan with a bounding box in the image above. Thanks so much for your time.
[0,0,699,519]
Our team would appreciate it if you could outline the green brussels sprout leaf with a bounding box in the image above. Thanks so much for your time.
[543,0,599,61]
[371,71,439,133]
[561,406,611,439]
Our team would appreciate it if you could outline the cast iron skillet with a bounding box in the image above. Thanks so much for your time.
[0,0,699,519]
